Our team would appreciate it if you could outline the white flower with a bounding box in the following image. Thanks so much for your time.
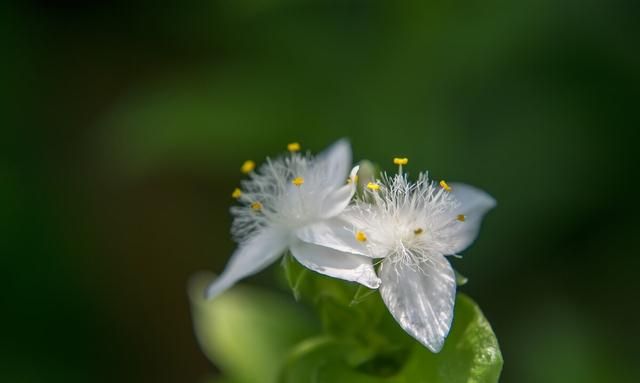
[297,161,496,352]
[205,139,381,299]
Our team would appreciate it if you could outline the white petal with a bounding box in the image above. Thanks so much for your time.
[295,216,380,258]
[313,138,352,189]
[379,255,456,352]
[450,183,496,254]
[205,227,288,299]
[289,241,381,289]
[319,166,359,219]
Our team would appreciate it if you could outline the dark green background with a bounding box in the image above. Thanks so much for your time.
[2,0,638,382]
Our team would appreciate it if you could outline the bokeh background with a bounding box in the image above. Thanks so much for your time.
[3,0,639,382]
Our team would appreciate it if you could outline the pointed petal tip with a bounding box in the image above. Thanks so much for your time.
[368,276,382,289]
[186,271,220,303]
[379,256,456,355]
[451,182,497,210]
[486,194,497,209]
[355,266,382,289]
[322,138,351,156]
[199,227,288,300]
[413,320,451,353]
[334,137,350,147]
[425,338,445,353]
[203,277,228,300]
[203,284,217,300]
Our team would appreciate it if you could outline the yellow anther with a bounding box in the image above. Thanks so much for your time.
[414,228,424,235]
[347,175,359,184]
[367,182,380,191]
[231,188,242,199]
[393,157,409,165]
[439,180,452,192]
[355,231,367,242]
[250,201,262,211]
[287,142,301,152]
[241,160,256,174]
[292,177,304,186]
[457,214,466,222]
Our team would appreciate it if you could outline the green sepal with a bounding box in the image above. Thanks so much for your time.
[455,269,469,286]
[281,252,308,301]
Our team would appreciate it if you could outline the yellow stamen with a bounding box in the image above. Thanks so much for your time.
[393,157,409,165]
[366,182,380,191]
[241,160,256,174]
[414,228,424,235]
[250,201,262,211]
[355,231,367,242]
[287,142,301,152]
[292,177,304,186]
[347,175,359,184]
[457,214,466,222]
[439,180,452,192]
[231,188,242,199]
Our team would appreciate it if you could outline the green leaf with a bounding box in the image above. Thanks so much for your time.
[279,258,387,341]
[400,294,503,383]
[278,294,502,383]
[188,272,320,383]
[278,337,390,383]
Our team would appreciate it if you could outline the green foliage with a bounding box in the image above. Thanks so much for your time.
[189,272,319,383]
[190,260,502,383]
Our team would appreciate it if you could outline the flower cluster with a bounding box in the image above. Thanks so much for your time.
[206,139,495,352]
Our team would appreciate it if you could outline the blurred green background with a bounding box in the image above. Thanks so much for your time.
[2,0,638,382]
